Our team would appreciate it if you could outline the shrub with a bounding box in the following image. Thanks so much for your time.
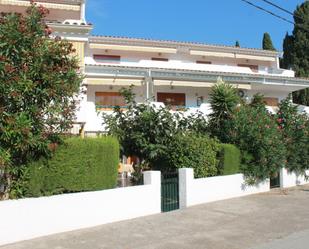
[160,133,220,178]
[229,105,286,181]
[218,144,241,175]
[103,86,210,172]
[20,137,119,197]
[276,97,309,174]
[0,4,82,198]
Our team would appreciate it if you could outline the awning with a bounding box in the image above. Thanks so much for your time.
[85,78,144,86]
[153,80,251,90]
[190,50,235,58]
[190,50,276,62]
[89,44,177,54]
[235,54,276,62]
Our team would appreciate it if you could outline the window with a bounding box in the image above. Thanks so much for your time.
[263,97,279,107]
[196,60,212,64]
[157,92,186,107]
[237,64,259,72]
[93,55,121,63]
[151,57,169,62]
[95,92,126,110]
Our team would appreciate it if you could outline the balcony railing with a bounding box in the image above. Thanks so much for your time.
[18,0,82,5]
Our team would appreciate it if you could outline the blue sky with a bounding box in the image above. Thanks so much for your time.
[86,0,304,51]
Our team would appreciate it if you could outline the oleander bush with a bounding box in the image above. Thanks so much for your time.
[20,137,119,197]
[217,144,241,176]
[276,97,309,174]
[229,104,286,182]
[0,3,82,199]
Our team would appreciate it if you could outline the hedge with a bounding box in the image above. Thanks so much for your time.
[21,137,119,197]
[218,144,241,176]
[162,133,220,178]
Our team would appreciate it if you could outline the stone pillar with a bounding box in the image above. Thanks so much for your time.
[280,168,297,188]
[143,171,161,213]
[178,168,194,209]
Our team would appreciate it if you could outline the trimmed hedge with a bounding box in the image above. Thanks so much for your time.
[22,137,119,197]
[218,144,241,175]
[162,133,220,178]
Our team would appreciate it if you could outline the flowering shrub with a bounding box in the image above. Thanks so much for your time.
[0,3,82,198]
[229,105,286,181]
[276,97,309,174]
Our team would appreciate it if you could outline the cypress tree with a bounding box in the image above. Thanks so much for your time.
[281,32,294,69]
[262,32,276,51]
[282,2,309,105]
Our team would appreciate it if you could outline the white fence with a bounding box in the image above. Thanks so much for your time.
[280,168,309,188]
[0,171,161,246]
[1,167,309,246]
[179,168,270,208]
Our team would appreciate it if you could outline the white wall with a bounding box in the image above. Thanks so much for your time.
[85,47,294,77]
[280,168,309,188]
[0,171,161,246]
[179,168,270,208]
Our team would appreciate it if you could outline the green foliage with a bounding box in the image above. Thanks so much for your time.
[262,32,276,51]
[235,40,240,47]
[218,144,241,176]
[161,133,220,178]
[276,97,309,174]
[103,86,210,170]
[18,137,119,197]
[209,80,240,142]
[0,4,82,197]
[229,104,286,181]
[250,93,266,108]
[281,2,309,105]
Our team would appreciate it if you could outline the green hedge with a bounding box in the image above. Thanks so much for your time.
[218,144,241,175]
[161,133,220,178]
[22,137,119,197]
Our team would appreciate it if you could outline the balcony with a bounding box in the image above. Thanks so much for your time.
[13,0,82,5]
[0,0,82,21]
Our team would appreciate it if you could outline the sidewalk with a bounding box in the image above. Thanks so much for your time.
[2,185,309,249]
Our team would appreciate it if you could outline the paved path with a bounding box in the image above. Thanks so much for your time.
[2,185,309,249]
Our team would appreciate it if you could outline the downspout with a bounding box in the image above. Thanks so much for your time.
[146,69,152,102]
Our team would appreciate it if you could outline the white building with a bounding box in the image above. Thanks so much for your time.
[1,0,309,135]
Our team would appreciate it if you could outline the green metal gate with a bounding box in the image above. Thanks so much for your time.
[161,171,179,212]
[270,171,280,188]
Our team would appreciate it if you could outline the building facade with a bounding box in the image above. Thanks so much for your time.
[1,0,309,135]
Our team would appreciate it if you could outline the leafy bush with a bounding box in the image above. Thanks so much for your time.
[218,144,241,175]
[103,86,210,171]
[229,105,286,181]
[161,133,220,178]
[276,97,309,174]
[0,4,82,198]
[20,137,119,197]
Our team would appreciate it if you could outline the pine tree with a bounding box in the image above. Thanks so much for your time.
[262,32,276,51]
[235,40,240,47]
[282,2,309,106]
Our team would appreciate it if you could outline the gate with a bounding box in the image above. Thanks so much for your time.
[270,171,280,188]
[161,171,179,212]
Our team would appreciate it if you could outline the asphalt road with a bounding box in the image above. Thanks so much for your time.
[1,185,309,249]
